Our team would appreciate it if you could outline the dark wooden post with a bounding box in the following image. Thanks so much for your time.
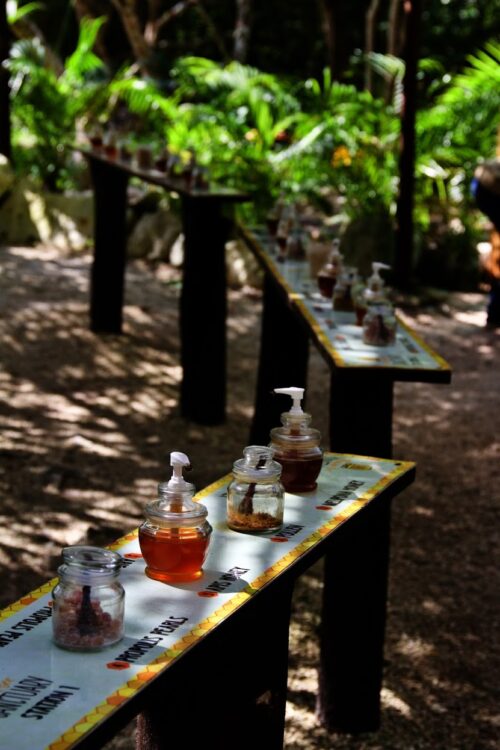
[88,158,129,333]
[0,0,11,161]
[317,492,392,732]
[318,370,394,731]
[329,370,393,459]
[136,582,294,750]
[394,0,422,289]
[179,196,231,425]
[249,274,310,445]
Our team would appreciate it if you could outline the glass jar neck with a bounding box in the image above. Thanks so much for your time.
[58,546,122,585]
[57,565,120,586]
[232,469,281,484]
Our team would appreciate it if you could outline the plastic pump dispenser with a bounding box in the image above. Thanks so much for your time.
[362,263,397,346]
[365,262,390,301]
[269,387,323,492]
[138,452,212,582]
[275,387,304,416]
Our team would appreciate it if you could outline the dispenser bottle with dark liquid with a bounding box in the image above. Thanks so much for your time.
[139,452,212,583]
[317,240,343,298]
[269,387,323,492]
[354,261,391,326]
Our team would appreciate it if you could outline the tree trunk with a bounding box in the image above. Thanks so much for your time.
[394,0,422,289]
[0,0,11,161]
[365,0,381,93]
[195,2,230,62]
[317,0,335,77]
[110,0,151,65]
[233,0,252,62]
[387,0,403,56]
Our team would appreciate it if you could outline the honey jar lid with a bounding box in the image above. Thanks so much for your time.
[145,452,208,524]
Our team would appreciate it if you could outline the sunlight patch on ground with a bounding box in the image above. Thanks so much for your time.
[286,701,318,732]
[395,633,435,659]
[381,687,412,718]
[286,664,319,737]
[65,433,123,457]
[3,519,88,549]
[453,309,487,327]
[410,505,434,517]
[467,442,500,458]
[421,598,444,615]
[8,246,64,261]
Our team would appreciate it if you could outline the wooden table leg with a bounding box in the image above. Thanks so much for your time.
[317,493,392,733]
[317,371,394,732]
[88,159,129,334]
[249,274,310,445]
[179,196,231,425]
[329,370,393,459]
[136,582,294,750]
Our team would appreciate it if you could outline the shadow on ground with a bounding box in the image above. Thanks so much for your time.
[0,245,498,749]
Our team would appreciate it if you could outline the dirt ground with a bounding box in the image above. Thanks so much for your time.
[0,243,499,749]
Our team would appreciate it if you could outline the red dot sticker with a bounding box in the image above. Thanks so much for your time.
[270,537,288,543]
[316,505,332,510]
[198,591,218,598]
[106,661,130,670]
[124,553,143,559]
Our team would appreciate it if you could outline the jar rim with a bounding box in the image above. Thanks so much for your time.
[58,546,123,582]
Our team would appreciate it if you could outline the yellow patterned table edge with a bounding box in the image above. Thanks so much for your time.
[0,456,414,750]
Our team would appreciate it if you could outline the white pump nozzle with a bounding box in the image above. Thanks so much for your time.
[367,262,390,293]
[274,387,305,415]
[372,262,390,274]
[168,451,191,489]
[329,239,343,262]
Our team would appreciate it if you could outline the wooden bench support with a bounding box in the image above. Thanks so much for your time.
[179,197,231,425]
[329,370,394,459]
[317,492,392,733]
[136,581,294,750]
[89,159,129,334]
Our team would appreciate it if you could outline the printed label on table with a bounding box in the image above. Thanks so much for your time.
[0,453,413,750]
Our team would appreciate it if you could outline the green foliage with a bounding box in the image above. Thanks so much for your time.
[8,17,109,189]
[8,20,500,287]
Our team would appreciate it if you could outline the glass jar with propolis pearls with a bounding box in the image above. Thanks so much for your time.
[139,452,212,583]
[52,546,125,651]
[227,446,284,534]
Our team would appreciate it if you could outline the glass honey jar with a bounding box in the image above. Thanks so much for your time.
[139,452,212,583]
[269,387,323,493]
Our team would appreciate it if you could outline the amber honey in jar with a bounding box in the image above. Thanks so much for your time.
[269,387,323,493]
[139,452,212,583]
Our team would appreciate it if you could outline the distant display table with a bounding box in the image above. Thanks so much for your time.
[241,225,452,457]
[240,226,451,728]
[0,454,415,749]
[77,147,249,426]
